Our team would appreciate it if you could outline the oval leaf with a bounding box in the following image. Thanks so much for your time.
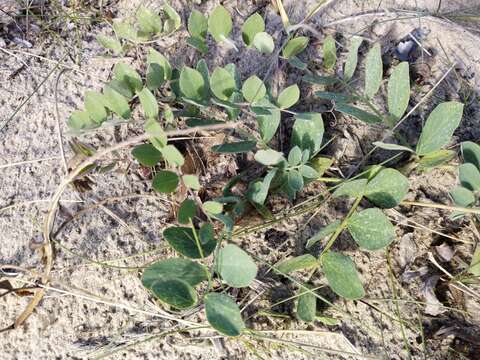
[253,32,274,54]
[364,43,383,98]
[387,62,410,121]
[216,244,257,288]
[322,251,365,300]
[180,66,206,101]
[152,170,179,193]
[205,293,245,336]
[242,13,265,46]
[291,112,324,155]
[137,87,158,119]
[297,286,316,323]
[277,84,300,109]
[462,141,480,170]
[163,226,217,259]
[365,168,409,208]
[211,141,256,153]
[283,36,309,59]
[347,208,395,251]
[188,9,208,38]
[178,199,197,224]
[210,67,236,100]
[208,5,232,42]
[275,254,318,274]
[142,258,208,288]
[333,179,367,198]
[132,143,162,167]
[416,102,464,155]
[242,75,266,103]
[151,278,197,309]
[335,103,382,124]
[459,163,480,191]
[343,36,363,81]
[323,35,336,70]
[254,149,284,166]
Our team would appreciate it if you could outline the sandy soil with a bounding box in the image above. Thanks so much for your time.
[1,0,480,359]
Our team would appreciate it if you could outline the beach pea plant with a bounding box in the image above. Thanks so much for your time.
[67,4,470,334]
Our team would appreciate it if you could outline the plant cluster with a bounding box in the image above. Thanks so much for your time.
[66,4,475,336]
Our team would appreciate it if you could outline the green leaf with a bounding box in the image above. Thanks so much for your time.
[242,12,265,46]
[462,141,480,170]
[416,102,464,155]
[163,226,217,259]
[333,179,367,198]
[146,63,165,90]
[85,91,107,124]
[418,149,456,170]
[147,48,172,81]
[183,174,201,190]
[163,3,181,33]
[314,91,356,103]
[283,36,309,59]
[137,6,162,34]
[450,186,475,207]
[253,32,274,54]
[188,9,208,38]
[288,146,302,166]
[97,35,122,54]
[303,74,339,86]
[460,163,480,191]
[102,85,131,119]
[68,110,92,131]
[137,87,158,119]
[310,156,333,177]
[469,246,480,276]
[210,67,236,100]
[152,170,179,193]
[145,119,167,150]
[211,141,256,153]
[204,293,245,336]
[203,201,223,214]
[297,286,316,323]
[132,144,162,167]
[107,79,134,99]
[372,141,414,153]
[180,66,206,101]
[256,100,281,143]
[365,168,409,208]
[277,84,300,109]
[114,63,143,92]
[306,220,342,249]
[335,103,382,124]
[142,258,208,288]
[343,36,363,81]
[186,36,208,54]
[242,75,266,103]
[387,62,410,121]
[216,244,257,288]
[322,251,365,300]
[347,208,395,250]
[288,169,304,191]
[288,56,308,70]
[249,168,277,205]
[151,278,197,309]
[364,43,383,98]
[291,112,324,155]
[113,20,138,42]
[178,199,197,224]
[323,35,336,70]
[275,254,318,274]
[208,5,232,42]
[299,165,319,179]
[160,145,184,166]
[254,149,284,166]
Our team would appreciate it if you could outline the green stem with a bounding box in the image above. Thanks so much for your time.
[189,219,204,258]
[321,195,363,256]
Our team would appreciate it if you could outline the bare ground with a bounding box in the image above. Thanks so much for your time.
[1,0,480,359]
